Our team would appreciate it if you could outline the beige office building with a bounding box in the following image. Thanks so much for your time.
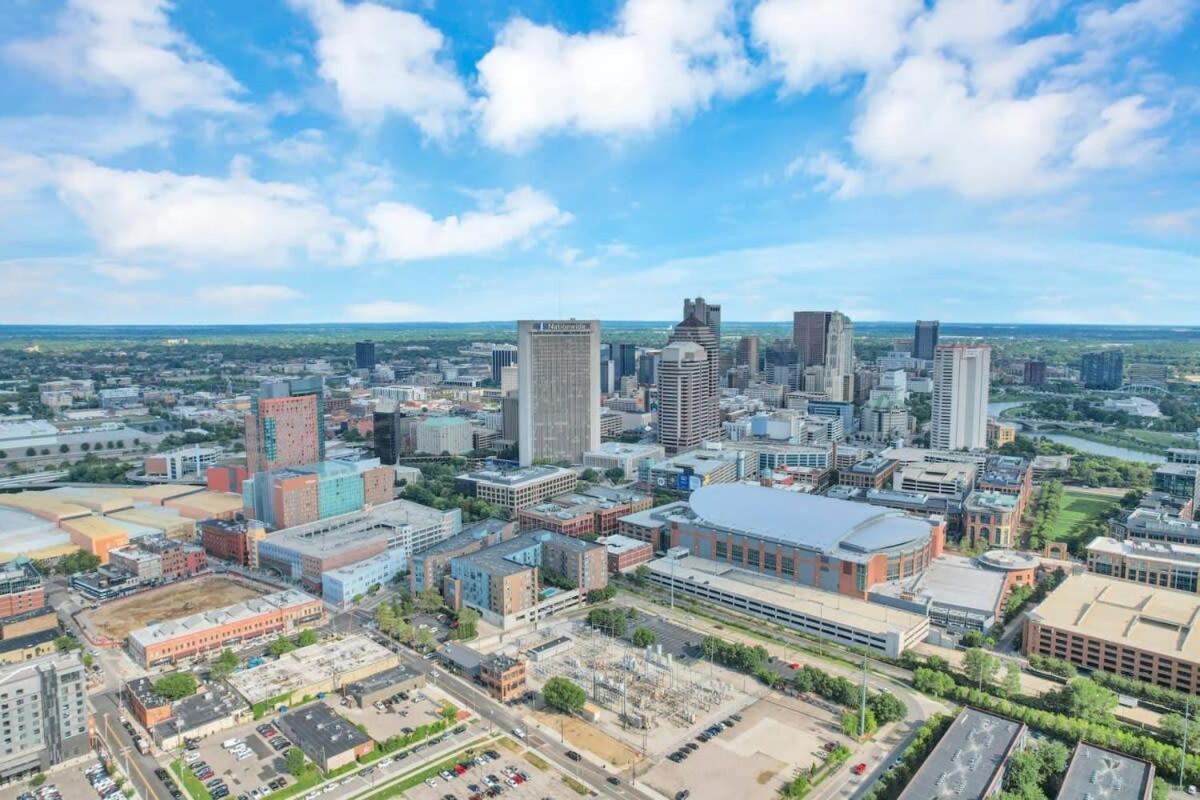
[931,343,991,450]
[518,320,600,466]
[658,341,711,455]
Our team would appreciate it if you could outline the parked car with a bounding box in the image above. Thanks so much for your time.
[852,763,868,776]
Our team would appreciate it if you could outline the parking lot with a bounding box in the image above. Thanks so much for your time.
[0,759,107,800]
[333,685,459,743]
[402,746,557,800]
[642,691,850,800]
[616,614,704,662]
[180,717,295,799]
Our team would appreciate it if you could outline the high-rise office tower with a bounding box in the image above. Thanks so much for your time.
[683,297,721,345]
[791,311,854,401]
[664,313,721,446]
[245,376,324,472]
[1081,350,1124,390]
[736,336,760,377]
[0,652,90,776]
[1024,360,1047,386]
[490,344,518,385]
[354,340,377,370]
[913,320,940,361]
[500,364,518,395]
[616,343,639,381]
[637,350,661,386]
[599,343,615,394]
[657,342,711,455]
[517,320,600,466]
[931,343,991,450]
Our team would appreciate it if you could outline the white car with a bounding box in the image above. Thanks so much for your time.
[425,778,438,788]
[511,727,526,739]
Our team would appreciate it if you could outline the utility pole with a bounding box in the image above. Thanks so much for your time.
[1180,698,1191,792]
[859,658,868,739]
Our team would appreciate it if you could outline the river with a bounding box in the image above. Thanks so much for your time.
[986,401,1165,463]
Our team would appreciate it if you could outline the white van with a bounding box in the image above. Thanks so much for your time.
[221,738,243,749]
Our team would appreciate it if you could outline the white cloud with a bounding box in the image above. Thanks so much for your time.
[1140,207,1200,234]
[476,0,754,149]
[1079,0,1193,42]
[752,0,920,92]
[92,263,159,283]
[788,152,865,198]
[51,157,361,266]
[368,187,571,261]
[1073,95,1169,169]
[263,129,332,163]
[194,284,303,305]
[290,0,468,138]
[343,300,432,322]
[4,0,243,117]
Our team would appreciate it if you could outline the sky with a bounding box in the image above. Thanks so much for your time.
[1,0,1198,326]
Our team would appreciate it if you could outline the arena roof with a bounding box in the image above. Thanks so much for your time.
[687,484,935,556]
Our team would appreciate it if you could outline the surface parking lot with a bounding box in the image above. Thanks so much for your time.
[333,686,456,742]
[617,614,705,661]
[403,747,562,800]
[0,761,101,800]
[184,718,294,799]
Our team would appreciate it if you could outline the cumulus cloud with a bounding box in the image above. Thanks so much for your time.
[476,0,754,150]
[787,152,866,198]
[343,300,432,322]
[290,0,469,138]
[1073,95,1170,169]
[4,0,243,117]
[368,187,571,261]
[92,263,159,283]
[752,0,920,92]
[195,284,303,305]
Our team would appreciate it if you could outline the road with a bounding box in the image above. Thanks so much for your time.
[92,690,177,800]
[348,607,644,800]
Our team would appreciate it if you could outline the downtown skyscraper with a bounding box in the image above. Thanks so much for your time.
[792,310,854,401]
[244,376,324,472]
[659,299,722,451]
[913,320,939,361]
[517,320,600,466]
[930,343,991,450]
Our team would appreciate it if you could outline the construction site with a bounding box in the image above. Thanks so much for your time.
[519,621,752,759]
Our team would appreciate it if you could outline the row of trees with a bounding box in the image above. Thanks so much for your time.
[586,607,633,638]
[267,629,319,657]
[1027,480,1064,551]
[861,714,952,800]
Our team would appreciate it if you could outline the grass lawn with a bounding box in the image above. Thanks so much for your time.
[171,760,212,800]
[1046,490,1122,541]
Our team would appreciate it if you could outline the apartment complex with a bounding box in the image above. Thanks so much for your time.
[517,320,600,466]
[244,377,324,473]
[0,652,90,780]
[1081,350,1125,390]
[1024,573,1200,693]
[127,589,324,668]
[454,465,576,512]
[930,343,990,450]
[409,518,516,593]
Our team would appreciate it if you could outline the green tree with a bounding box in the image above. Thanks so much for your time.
[579,468,598,482]
[210,649,239,680]
[30,774,45,788]
[913,667,956,697]
[633,564,651,586]
[543,677,587,714]
[415,627,436,652]
[268,636,297,657]
[604,467,626,484]
[58,444,69,453]
[842,709,877,740]
[963,648,1000,689]
[868,692,907,725]
[296,629,318,647]
[285,747,308,776]
[1004,661,1023,697]
[153,673,198,700]
[415,588,444,613]
[455,607,480,640]
[1161,714,1199,753]
[1045,678,1118,723]
[54,634,81,652]
[632,626,657,648]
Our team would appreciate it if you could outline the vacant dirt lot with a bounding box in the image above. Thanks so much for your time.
[86,576,269,640]
[531,709,641,768]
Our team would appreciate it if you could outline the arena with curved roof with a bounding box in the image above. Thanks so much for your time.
[670,484,946,599]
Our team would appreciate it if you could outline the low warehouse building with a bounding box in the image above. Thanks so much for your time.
[897,707,1025,800]
[343,665,425,708]
[228,634,397,707]
[276,704,374,772]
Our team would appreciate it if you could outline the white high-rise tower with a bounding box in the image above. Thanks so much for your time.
[930,343,991,450]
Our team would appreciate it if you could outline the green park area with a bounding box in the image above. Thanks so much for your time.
[1048,490,1122,541]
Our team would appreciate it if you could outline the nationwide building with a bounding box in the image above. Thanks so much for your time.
[582,442,666,481]
[517,319,601,466]
[1024,573,1200,693]
[645,553,928,657]
[0,652,91,780]
[454,465,576,512]
[897,707,1026,800]
[792,311,854,401]
[244,377,324,473]
[446,530,607,628]
[667,484,945,599]
[1081,350,1124,390]
[930,343,990,450]
[912,320,939,362]
[127,589,325,668]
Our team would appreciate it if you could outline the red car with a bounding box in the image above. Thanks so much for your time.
[454,764,467,775]
[790,663,801,670]
[851,763,867,776]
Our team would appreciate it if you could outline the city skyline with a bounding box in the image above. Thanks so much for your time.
[1,0,1198,325]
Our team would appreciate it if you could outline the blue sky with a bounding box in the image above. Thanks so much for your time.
[1,0,1198,325]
